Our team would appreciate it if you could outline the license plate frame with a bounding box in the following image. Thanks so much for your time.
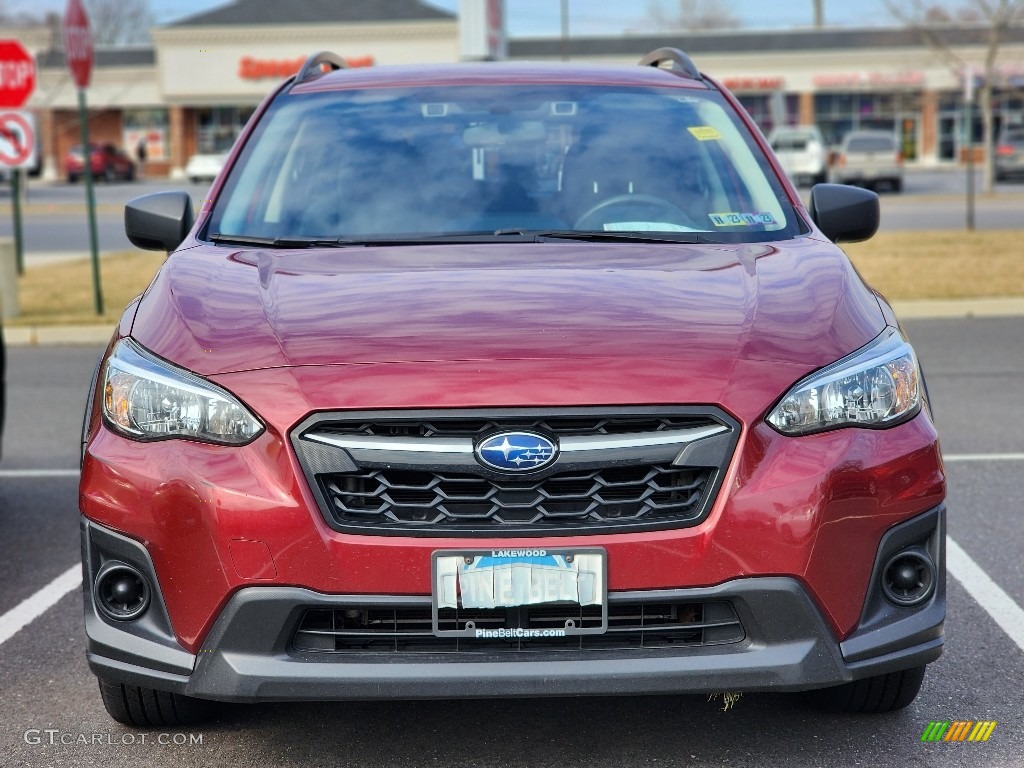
[431,547,607,638]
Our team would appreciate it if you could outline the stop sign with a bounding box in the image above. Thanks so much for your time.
[63,0,94,89]
[0,40,36,109]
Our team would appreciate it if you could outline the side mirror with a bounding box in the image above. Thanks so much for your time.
[125,191,195,252]
[808,183,879,243]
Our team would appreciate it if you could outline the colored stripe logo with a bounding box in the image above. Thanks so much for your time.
[921,721,997,742]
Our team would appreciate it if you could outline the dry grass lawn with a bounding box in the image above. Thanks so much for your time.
[843,229,1024,300]
[9,251,166,326]
[4,229,1023,326]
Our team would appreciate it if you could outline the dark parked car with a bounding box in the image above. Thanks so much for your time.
[81,49,945,726]
[995,127,1024,181]
[65,143,136,183]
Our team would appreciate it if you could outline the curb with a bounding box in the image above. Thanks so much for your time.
[4,325,114,346]
[890,297,1024,319]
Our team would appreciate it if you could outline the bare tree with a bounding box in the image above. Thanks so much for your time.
[0,0,43,26]
[645,0,741,30]
[884,0,1024,192]
[85,0,153,46]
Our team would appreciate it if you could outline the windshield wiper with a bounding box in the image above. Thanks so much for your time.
[209,233,541,248]
[500,229,714,244]
[209,231,716,248]
[209,233,352,248]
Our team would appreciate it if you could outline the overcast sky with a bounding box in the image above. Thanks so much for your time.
[5,0,897,35]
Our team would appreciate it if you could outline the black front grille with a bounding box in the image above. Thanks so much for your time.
[293,600,744,654]
[320,464,712,530]
[292,408,739,536]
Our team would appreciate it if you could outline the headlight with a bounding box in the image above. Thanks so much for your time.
[102,339,263,445]
[766,328,921,436]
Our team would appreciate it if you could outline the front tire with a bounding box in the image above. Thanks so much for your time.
[807,665,926,713]
[98,679,216,726]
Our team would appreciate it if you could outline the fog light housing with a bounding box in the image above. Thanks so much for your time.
[881,548,936,607]
[94,562,151,621]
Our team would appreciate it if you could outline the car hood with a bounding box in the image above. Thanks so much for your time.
[131,239,884,417]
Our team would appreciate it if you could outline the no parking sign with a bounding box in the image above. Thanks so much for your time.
[0,110,37,170]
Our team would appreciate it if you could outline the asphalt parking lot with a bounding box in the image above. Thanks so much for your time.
[0,314,1022,768]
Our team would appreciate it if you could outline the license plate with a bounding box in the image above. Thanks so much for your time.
[431,548,607,637]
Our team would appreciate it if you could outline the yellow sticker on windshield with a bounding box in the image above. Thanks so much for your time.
[687,126,722,141]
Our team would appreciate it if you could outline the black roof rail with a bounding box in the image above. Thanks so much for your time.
[292,51,347,88]
[638,48,701,81]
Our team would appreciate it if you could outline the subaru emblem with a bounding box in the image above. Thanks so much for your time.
[475,431,558,472]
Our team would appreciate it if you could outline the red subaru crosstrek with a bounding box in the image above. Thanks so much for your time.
[80,50,945,726]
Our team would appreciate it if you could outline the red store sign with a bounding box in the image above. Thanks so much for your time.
[721,76,785,91]
[239,55,374,80]
[813,71,924,89]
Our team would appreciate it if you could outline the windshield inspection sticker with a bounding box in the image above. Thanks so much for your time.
[709,212,777,227]
[687,126,722,141]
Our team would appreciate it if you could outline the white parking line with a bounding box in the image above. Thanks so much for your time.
[0,469,80,478]
[0,455,1020,475]
[0,456,1022,653]
[0,564,82,648]
[947,537,1024,652]
[1,543,1024,655]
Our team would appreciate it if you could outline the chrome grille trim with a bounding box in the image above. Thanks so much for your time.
[306,434,472,454]
[304,424,728,456]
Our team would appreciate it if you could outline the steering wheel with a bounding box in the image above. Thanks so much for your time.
[573,193,697,231]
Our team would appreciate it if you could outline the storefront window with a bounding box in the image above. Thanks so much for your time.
[123,109,169,162]
[938,88,1024,161]
[814,91,921,158]
[195,107,257,154]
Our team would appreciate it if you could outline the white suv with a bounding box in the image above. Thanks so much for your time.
[768,126,828,186]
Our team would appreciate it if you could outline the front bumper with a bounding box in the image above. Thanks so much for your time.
[83,507,945,703]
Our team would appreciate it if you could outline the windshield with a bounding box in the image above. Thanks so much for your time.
[207,84,805,244]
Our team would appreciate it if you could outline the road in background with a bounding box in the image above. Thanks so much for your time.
[1,316,1023,767]
[1,171,1022,257]
[0,179,212,256]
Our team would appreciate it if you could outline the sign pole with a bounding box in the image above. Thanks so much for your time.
[0,40,37,277]
[964,65,976,232]
[63,0,102,314]
[11,169,24,274]
[77,87,103,314]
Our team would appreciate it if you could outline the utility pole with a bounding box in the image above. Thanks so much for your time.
[560,0,569,61]
[813,0,824,27]
[964,66,976,231]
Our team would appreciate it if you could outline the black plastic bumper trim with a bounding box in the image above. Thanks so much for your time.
[840,504,946,663]
[87,574,942,703]
[81,518,196,677]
